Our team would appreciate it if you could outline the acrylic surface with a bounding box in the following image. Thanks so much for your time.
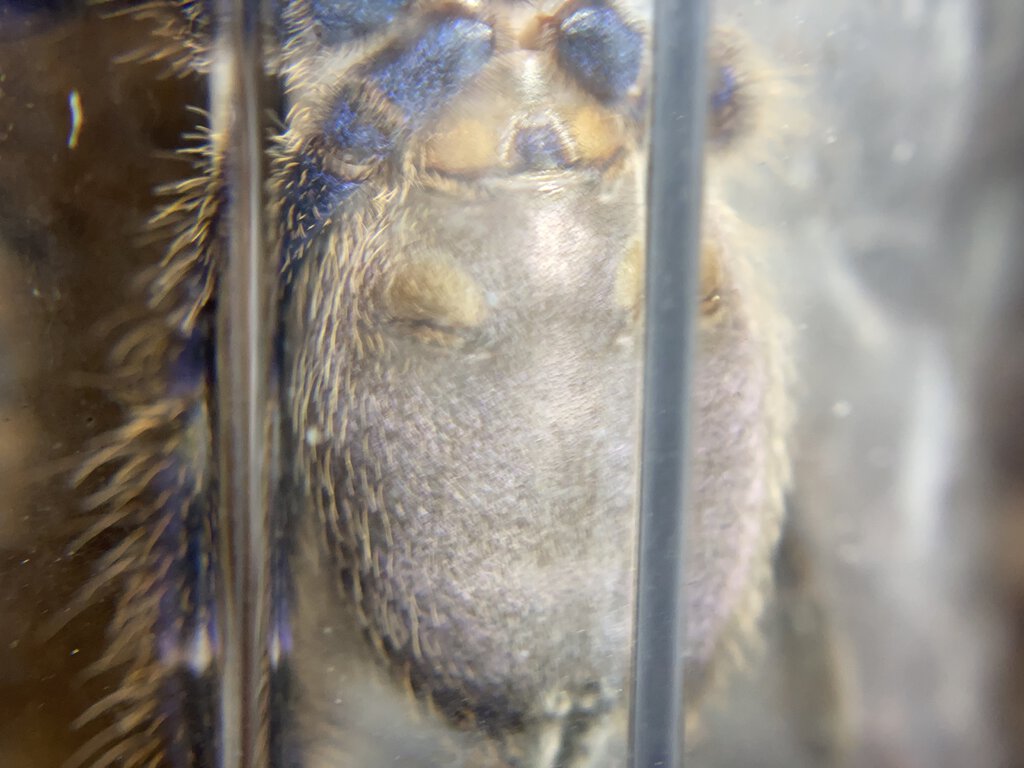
[0,1,1019,767]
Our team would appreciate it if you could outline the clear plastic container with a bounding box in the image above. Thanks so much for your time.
[0,1,1019,767]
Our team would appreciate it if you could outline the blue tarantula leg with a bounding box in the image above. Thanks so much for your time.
[367,16,494,122]
[556,6,644,103]
[306,0,410,45]
[69,331,219,768]
[277,95,395,263]
[67,101,229,764]
[72,215,225,768]
[279,15,494,264]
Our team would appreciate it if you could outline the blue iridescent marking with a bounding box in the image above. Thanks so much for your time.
[557,6,643,102]
[282,95,390,255]
[286,151,362,231]
[326,97,394,160]
[278,148,362,298]
[166,331,209,398]
[150,458,219,768]
[370,17,494,121]
[511,124,570,170]
[310,0,410,44]
[712,65,738,113]
[150,451,214,674]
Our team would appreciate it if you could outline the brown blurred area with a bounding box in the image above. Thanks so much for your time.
[970,3,1024,766]
[0,4,200,765]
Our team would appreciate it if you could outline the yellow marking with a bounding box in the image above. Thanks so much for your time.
[700,236,724,316]
[570,105,624,164]
[617,236,725,317]
[614,241,644,313]
[385,257,488,331]
[67,89,83,149]
[424,118,498,175]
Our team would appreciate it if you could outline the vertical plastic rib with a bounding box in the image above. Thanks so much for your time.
[213,0,270,765]
[630,0,710,766]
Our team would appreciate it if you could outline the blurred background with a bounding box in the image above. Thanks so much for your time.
[700,1,1019,766]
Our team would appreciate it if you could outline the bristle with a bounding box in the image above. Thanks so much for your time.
[70,85,227,761]
[96,0,213,75]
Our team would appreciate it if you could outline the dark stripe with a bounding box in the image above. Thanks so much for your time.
[324,93,395,160]
[510,123,572,170]
[557,6,643,102]
[370,17,494,122]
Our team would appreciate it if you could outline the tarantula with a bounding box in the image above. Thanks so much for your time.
[43,1,791,766]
